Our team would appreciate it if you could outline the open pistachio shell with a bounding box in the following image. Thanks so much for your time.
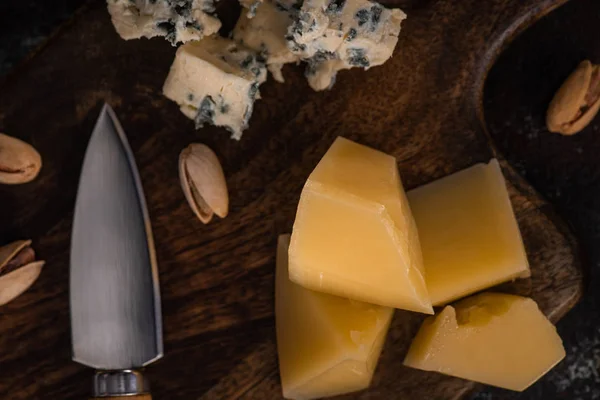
[179,144,229,224]
[0,240,44,306]
[0,262,44,306]
[0,133,42,184]
[547,60,600,135]
[0,240,32,269]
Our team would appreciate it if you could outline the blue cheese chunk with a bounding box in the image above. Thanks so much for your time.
[163,36,267,140]
[233,1,300,82]
[239,0,301,18]
[239,0,263,18]
[107,0,221,45]
[287,0,406,90]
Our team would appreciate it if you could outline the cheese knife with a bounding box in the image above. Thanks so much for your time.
[70,104,163,399]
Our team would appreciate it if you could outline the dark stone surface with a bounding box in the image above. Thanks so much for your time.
[0,0,87,75]
[0,0,597,399]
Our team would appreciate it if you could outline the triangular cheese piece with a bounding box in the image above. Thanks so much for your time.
[276,235,393,399]
[404,293,565,391]
[289,137,432,313]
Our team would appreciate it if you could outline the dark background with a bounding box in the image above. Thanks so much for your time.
[0,0,599,399]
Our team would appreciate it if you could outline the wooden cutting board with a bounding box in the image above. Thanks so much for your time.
[0,0,585,398]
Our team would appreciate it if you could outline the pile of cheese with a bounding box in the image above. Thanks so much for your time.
[276,137,565,399]
[107,0,407,139]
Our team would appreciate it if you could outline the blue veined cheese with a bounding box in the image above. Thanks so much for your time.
[286,0,406,90]
[233,1,300,82]
[162,36,267,140]
[107,0,221,45]
[239,0,263,18]
[276,0,303,9]
[239,0,301,18]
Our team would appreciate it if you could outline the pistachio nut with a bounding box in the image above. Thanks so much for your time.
[179,143,229,224]
[0,133,42,184]
[0,240,44,306]
[547,60,600,135]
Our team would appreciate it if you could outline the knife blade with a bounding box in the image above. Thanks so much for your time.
[70,104,163,399]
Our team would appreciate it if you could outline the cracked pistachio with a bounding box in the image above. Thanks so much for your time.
[0,240,45,306]
[179,143,229,224]
[0,133,42,184]
[547,60,600,135]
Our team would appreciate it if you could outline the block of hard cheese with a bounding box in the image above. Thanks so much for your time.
[404,293,565,391]
[276,235,393,400]
[289,137,432,313]
[407,160,530,306]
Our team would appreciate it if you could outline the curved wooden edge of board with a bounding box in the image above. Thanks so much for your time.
[461,0,587,394]
[469,0,585,319]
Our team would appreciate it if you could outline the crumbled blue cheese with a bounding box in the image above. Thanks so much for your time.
[162,36,267,140]
[286,0,406,90]
[239,0,301,18]
[239,0,263,18]
[233,1,300,82]
[107,0,221,45]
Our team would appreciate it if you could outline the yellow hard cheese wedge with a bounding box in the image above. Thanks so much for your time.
[289,137,432,313]
[404,293,565,391]
[407,160,530,306]
[276,235,393,400]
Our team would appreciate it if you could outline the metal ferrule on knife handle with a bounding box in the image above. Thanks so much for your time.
[92,370,150,398]
[91,397,151,400]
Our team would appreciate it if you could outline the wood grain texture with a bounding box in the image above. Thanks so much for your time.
[0,0,584,399]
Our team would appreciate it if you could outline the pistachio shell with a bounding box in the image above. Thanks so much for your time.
[0,240,44,306]
[547,60,600,135]
[0,261,44,306]
[0,133,42,184]
[565,95,600,135]
[179,144,229,224]
[0,240,32,269]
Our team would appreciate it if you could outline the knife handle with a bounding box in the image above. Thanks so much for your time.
[93,370,151,399]
[90,396,151,400]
